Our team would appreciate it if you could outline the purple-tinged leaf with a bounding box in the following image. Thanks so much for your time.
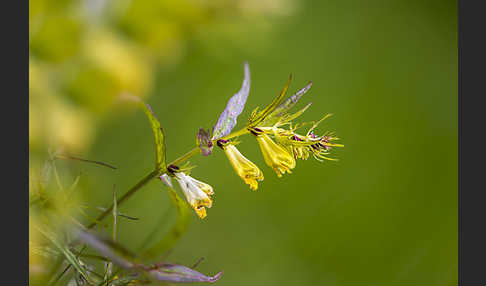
[75,228,223,283]
[146,263,223,283]
[212,63,251,140]
[247,74,292,128]
[273,81,312,116]
[260,81,312,126]
[197,128,214,156]
[75,229,135,269]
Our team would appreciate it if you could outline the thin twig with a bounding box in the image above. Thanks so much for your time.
[86,127,249,228]
[56,154,117,170]
[87,170,159,229]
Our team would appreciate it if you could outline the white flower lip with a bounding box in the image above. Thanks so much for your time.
[174,172,214,218]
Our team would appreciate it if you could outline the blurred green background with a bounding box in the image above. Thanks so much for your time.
[29,0,457,285]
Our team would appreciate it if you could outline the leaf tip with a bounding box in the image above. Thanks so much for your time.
[209,271,224,283]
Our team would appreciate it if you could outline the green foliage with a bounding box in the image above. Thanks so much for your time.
[29,0,457,285]
[248,74,293,128]
[123,94,167,173]
[30,15,82,62]
[142,186,192,260]
[76,229,222,283]
[261,82,313,127]
[36,226,95,285]
[140,103,167,173]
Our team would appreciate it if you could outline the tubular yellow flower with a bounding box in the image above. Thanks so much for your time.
[174,172,214,219]
[253,131,296,177]
[218,140,264,191]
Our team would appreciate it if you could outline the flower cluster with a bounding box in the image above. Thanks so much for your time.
[165,64,343,219]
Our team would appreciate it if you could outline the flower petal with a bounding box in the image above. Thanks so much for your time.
[221,143,264,190]
[175,172,214,219]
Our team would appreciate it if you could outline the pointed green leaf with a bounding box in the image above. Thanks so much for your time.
[36,226,95,285]
[260,81,312,126]
[121,93,167,172]
[248,74,292,127]
[279,102,313,125]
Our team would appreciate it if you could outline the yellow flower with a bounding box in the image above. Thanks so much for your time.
[174,172,214,219]
[255,133,296,177]
[218,140,264,190]
[292,145,310,160]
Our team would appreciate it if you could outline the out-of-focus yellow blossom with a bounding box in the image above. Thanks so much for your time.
[174,172,214,219]
[237,0,296,16]
[82,28,153,97]
[217,140,264,190]
[29,14,82,63]
[29,60,49,95]
[29,216,47,277]
[29,105,42,149]
[30,59,96,153]
[29,0,298,164]
[46,101,95,153]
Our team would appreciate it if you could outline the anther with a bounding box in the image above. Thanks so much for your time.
[167,164,180,174]
[217,139,228,149]
[249,127,263,136]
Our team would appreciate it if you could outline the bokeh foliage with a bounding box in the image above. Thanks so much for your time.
[29,0,457,285]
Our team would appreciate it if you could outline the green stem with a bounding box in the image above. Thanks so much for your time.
[169,147,200,166]
[87,169,159,229]
[87,127,250,229]
[220,127,249,141]
[168,127,250,166]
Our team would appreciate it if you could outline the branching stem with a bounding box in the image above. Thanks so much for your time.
[87,127,250,229]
